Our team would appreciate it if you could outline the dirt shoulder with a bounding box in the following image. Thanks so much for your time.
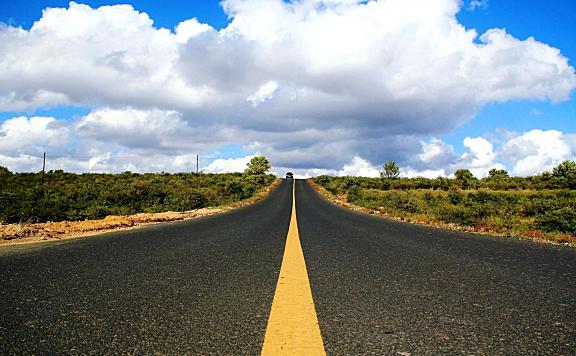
[0,179,282,246]
[308,179,576,248]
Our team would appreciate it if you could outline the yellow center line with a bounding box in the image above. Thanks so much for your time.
[261,181,326,356]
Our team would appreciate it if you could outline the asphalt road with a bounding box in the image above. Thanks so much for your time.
[296,180,576,355]
[1,179,575,355]
[0,181,291,355]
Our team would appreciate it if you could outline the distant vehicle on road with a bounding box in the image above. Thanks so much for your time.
[285,172,294,180]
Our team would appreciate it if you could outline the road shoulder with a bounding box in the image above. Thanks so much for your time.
[307,179,575,248]
[0,179,283,247]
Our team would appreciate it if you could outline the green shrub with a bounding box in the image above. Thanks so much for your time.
[448,189,465,205]
[313,176,576,236]
[403,199,420,214]
[242,183,257,199]
[536,207,576,233]
[437,204,478,226]
[0,171,274,223]
[347,184,361,203]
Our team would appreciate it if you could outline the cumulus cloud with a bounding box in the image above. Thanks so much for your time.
[0,110,224,173]
[500,129,574,176]
[415,138,458,170]
[202,155,254,173]
[0,109,574,177]
[0,2,213,112]
[0,0,575,175]
[458,137,505,177]
[174,18,212,43]
[403,130,575,178]
[0,116,70,154]
[337,156,381,177]
[76,108,196,150]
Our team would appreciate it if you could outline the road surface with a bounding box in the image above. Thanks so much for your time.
[1,179,575,355]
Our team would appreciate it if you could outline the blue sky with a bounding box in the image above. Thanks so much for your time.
[0,0,229,30]
[450,0,576,151]
[0,0,574,177]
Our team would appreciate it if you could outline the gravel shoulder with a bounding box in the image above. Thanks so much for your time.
[0,179,282,246]
[308,179,576,248]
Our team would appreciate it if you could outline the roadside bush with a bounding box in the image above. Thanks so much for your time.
[0,170,275,224]
[448,189,465,205]
[402,199,420,214]
[224,180,244,199]
[536,207,576,234]
[313,174,576,237]
[437,204,479,227]
[242,183,258,199]
[347,184,361,203]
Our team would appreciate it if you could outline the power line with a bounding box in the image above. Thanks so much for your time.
[16,154,198,160]
[22,152,203,174]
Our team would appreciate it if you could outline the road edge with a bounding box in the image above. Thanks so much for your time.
[307,179,576,248]
[0,179,283,247]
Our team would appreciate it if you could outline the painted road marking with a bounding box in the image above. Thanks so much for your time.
[261,181,326,356]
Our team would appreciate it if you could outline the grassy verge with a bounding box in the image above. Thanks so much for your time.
[309,179,576,247]
[0,178,282,245]
[0,169,277,224]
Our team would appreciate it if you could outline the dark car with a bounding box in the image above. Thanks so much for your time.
[285,172,294,180]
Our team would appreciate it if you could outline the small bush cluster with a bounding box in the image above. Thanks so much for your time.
[0,168,275,224]
[314,170,576,194]
[314,173,576,240]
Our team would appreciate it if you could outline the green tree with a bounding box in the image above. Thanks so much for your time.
[454,169,474,181]
[454,169,476,190]
[488,168,509,179]
[0,166,11,175]
[381,160,400,179]
[245,156,272,175]
[552,160,576,178]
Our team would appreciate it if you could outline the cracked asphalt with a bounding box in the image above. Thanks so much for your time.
[1,179,575,355]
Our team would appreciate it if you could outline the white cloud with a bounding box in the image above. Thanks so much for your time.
[247,81,279,107]
[337,156,381,177]
[175,18,212,43]
[0,1,575,175]
[0,2,214,112]
[272,130,575,178]
[462,137,495,167]
[1,1,573,116]
[0,154,45,173]
[202,155,254,173]
[0,90,70,112]
[458,136,505,177]
[0,116,70,154]
[0,111,573,178]
[417,138,458,169]
[404,130,575,178]
[467,0,488,11]
[75,108,194,150]
[402,168,448,179]
[500,129,574,176]
[405,136,503,178]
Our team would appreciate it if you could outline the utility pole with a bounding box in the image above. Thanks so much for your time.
[42,152,46,186]
[196,154,199,174]
[40,152,46,198]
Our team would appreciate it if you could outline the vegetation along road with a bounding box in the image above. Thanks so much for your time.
[1,180,575,354]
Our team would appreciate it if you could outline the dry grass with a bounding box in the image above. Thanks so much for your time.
[554,233,576,245]
[308,179,576,248]
[0,179,282,246]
